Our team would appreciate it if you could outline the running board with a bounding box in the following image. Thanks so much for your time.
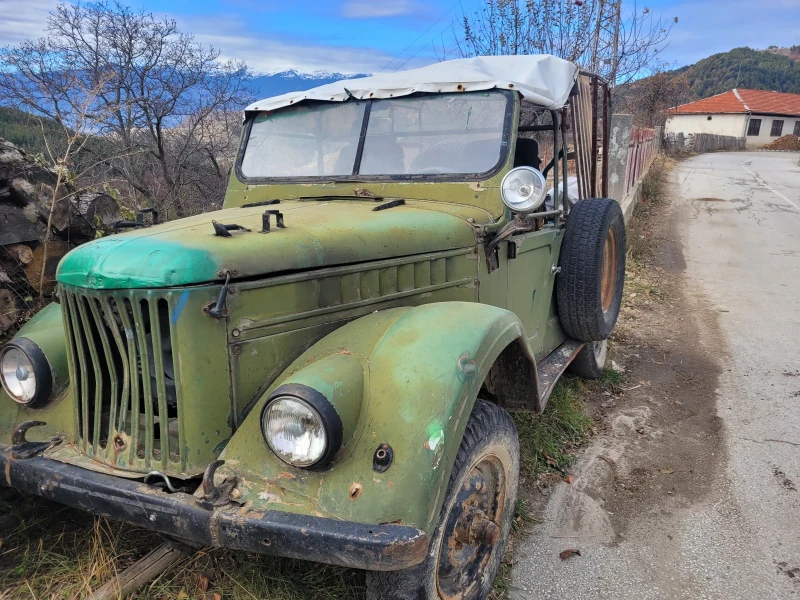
[537,339,584,411]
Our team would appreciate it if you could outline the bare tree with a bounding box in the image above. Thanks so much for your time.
[0,1,252,218]
[453,0,677,87]
[615,61,690,127]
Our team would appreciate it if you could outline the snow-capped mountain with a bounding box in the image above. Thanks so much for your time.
[249,70,370,99]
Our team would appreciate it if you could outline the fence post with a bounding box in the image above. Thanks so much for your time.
[608,114,633,202]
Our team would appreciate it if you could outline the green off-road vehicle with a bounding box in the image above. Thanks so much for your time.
[0,55,624,599]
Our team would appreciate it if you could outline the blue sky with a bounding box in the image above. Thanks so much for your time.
[1,0,799,74]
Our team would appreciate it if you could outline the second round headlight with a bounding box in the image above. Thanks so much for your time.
[501,166,547,214]
[260,385,343,468]
[0,339,51,407]
[0,346,37,403]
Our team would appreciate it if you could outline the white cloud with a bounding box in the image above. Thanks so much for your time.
[184,14,432,74]
[198,30,430,74]
[0,0,433,75]
[0,0,56,46]
[341,0,421,18]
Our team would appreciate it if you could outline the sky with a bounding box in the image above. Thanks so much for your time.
[1,0,799,75]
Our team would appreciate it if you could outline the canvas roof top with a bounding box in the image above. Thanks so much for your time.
[245,55,580,114]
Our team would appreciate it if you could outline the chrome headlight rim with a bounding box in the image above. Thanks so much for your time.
[500,166,548,214]
[260,383,343,469]
[0,337,52,408]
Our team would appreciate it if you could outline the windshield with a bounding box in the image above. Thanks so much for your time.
[239,91,511,180]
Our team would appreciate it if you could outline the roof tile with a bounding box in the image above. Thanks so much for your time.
[671,89,800,116]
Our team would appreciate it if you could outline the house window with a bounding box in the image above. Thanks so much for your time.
[770,120,784,137]
[794,121,800,136]
[747,119,761,136]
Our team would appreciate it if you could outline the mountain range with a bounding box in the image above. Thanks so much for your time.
[672,46,800,100]
[248,70,368,100]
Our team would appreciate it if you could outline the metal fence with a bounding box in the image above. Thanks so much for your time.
[624,128,657,197]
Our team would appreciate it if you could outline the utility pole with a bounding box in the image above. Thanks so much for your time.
[609,0,621,87]
[592,0,607,72]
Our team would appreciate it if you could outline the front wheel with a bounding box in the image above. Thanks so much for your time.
[366,400,519,600]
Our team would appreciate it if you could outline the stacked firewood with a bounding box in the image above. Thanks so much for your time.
[0,138,120,333]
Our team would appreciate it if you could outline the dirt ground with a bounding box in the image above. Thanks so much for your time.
[514,157,724,529]
[512,158,767,598]
[584,166,727,540]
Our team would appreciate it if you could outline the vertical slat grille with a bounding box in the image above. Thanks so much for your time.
[61,286,184,472]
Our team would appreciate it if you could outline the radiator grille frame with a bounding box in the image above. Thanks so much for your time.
[61,286,185,473]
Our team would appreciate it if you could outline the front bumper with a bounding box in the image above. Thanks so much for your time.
[0,444,428,571]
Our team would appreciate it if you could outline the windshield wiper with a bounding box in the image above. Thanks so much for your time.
[296,194,385,202]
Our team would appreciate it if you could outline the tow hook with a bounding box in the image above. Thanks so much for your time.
[11,420,62,459]
[196,459,238,509]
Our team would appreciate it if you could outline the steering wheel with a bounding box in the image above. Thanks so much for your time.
[417,166,453,174]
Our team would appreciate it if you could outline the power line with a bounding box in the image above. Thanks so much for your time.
[391,0,485,72]
[376,0,467,74]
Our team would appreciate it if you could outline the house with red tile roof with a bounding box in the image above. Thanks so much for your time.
[665,89,800,148]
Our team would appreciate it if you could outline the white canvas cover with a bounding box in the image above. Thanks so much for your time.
[245,55,579,114]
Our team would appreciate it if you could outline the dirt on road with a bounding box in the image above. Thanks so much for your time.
[513,154,799,599]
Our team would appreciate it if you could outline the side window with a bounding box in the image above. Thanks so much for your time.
[794,121,800,137]
[747,119,761,136]
[770,120,784,137]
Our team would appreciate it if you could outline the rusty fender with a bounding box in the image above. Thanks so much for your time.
[218,302,537,534]
[0,446,428,571]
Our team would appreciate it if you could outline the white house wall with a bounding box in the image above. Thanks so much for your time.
[743,114,800,148]
[665,113,800,149]
[665,114,747,138]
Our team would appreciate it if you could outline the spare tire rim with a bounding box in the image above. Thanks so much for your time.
[600,228,618,313]
[436,456,507,600]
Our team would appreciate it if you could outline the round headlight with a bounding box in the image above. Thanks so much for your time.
[261,384,343,468]
[501,166,548,214]
[0,339,52,407]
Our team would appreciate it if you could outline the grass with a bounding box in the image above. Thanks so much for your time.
[621,155,672,315]
[0,489,366,599]
[628,155,668,264]
[513,377,594,476]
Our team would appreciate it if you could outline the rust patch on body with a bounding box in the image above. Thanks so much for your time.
[349,481,363,500]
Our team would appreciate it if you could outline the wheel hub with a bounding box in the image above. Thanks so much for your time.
[600,227,618,312]
[436,457,506,600]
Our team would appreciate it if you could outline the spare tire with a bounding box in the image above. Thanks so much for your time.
[556,198,626,341]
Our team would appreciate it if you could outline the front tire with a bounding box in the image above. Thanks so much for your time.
[366,400,519,600]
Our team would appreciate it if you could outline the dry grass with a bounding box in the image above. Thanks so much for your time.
[0,487,365,600]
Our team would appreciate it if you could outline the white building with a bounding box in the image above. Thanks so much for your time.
[665,89,800,149]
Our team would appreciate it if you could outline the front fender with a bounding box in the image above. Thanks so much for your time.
[219,302,537,533]
[0,302,74,444]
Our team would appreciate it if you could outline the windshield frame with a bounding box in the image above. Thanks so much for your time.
[234,89,516,184]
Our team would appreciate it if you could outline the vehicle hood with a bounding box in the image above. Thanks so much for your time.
[56,199,490,290]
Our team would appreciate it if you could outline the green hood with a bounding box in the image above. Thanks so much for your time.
[57,199,491,290]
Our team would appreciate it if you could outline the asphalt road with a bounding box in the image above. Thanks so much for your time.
[512,152,800,599]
